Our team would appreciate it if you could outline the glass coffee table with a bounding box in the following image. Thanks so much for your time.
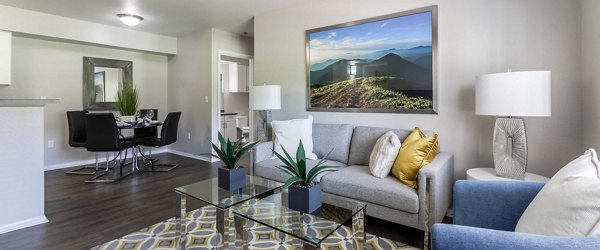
[233,190,367,250]
[175,175,283,250]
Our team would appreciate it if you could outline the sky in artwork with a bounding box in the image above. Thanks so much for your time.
[309,11,432,64]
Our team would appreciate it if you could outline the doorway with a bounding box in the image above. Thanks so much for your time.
[217,53,253,143]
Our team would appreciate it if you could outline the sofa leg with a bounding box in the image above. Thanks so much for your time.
[423,178,432,250]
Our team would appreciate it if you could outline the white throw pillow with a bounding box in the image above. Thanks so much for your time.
[369,131,401,178]
[515,149,600,237]
[272,115,318,160]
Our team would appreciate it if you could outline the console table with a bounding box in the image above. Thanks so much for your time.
[0,99,58,234]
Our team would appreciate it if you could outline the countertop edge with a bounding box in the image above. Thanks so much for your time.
[0,99,60,107]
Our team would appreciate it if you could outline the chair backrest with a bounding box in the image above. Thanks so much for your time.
[135,109,159,138]
[66,110,89,147]
[160,112,181,145]
[85,113,121,152]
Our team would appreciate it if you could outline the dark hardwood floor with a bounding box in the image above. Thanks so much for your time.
[0,153,425,250]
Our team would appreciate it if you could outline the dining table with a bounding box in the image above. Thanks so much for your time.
[117,119,163,172]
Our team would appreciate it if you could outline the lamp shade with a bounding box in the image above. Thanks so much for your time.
[251,85,281,110]
[476,71,551,117]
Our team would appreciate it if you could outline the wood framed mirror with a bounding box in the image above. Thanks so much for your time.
[83,57,132,110]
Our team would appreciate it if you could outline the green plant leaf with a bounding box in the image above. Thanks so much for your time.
[283,176,304,188]
[296,140,306,162]
[233,141,259,165]
[274,165,297,178]
[306,165,339,183]
[211,132,258,169]
[280,145,299,174]
[296,141,307,178]
[116,85,139,116]
[273,146,299,172]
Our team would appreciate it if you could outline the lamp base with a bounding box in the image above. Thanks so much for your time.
[493,117,527,180]
[256,110,272,141]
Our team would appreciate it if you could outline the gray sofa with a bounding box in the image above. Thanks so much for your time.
[252,123,454,232]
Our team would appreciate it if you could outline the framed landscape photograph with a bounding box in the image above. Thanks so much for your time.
[306,6,438,114]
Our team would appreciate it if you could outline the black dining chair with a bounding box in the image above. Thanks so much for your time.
[135,109,159,162]
[135,112,181,172]
[85,113,136,183]
[66,110,100,175]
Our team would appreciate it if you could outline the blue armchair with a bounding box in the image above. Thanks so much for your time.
[431,180,600,250]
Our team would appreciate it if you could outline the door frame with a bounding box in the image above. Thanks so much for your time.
[213,50,254,146]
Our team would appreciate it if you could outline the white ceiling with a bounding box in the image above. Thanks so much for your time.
[0,0,303,37]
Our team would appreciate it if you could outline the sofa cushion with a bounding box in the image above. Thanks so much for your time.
[392,127,439,188]
[255,158,347,184]
[272,116,318,160]
[321,165,419,213]
[313,123,354,164]
[349,126,434,166]
[515,149,600,237]
[369,131,401,178]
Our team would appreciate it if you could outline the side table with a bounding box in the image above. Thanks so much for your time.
[466,168,549,182]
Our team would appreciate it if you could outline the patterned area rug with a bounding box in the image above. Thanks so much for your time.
[92,206,418,250]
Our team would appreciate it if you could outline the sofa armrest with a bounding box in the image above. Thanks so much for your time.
[432,224,600,250]
[454,180,544,231]
[253,141,273,164]
[417,152,454,230]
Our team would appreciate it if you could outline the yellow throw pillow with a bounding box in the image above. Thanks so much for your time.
[391,127,439,188]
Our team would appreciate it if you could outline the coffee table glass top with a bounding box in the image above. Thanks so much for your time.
[175,175,283,210]
[233,190,367,246]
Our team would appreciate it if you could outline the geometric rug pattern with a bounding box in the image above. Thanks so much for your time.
[92,206,418,250]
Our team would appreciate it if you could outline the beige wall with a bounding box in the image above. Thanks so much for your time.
[168,28,252,156]
[582,0,600,151]
[254,0,583,178]
[0,36,168,167]
[168,29,212,154]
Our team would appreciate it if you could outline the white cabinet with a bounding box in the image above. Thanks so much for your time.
[220,61,249,93]
[0,31,11,85]
[221,115,237,141]
[236,64,249,92]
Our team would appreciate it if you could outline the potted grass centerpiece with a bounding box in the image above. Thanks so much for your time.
[273,140,338,214]
[211,132,258,190]
[116,85,139,123]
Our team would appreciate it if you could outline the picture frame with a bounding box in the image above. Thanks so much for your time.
[306,6,438,114]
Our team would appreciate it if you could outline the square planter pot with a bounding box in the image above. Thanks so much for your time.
[288,182,322,214]
[218,167,246,190]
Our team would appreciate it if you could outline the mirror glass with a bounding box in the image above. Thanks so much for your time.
[83,57,132,110]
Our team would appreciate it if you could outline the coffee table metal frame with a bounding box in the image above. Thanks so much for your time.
[233,190,367,250]
[175,176,283,250]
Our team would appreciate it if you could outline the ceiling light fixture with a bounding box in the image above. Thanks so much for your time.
[117,14,143,26]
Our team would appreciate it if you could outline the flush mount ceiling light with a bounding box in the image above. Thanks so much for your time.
[117,14,143,26]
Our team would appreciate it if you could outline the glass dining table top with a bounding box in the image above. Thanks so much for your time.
[175,175,284,210]
[233,190,367,246]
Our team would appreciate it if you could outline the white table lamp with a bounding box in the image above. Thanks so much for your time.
[251,84,281,141]
[476,70,551,179]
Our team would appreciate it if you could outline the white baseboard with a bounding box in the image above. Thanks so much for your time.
[0,216,48,235]
[44,148,167,171]
[167,149,219,163]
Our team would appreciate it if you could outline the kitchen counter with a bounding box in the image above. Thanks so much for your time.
[220,112,238,116]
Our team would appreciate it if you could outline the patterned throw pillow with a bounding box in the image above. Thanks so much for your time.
[369,131,401,178]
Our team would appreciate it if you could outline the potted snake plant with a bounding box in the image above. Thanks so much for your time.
[116,85,139,123]
[211,132,259,190]
[272,140,338,213]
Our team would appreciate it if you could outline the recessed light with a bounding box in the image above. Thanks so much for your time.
[117,14,143,26]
